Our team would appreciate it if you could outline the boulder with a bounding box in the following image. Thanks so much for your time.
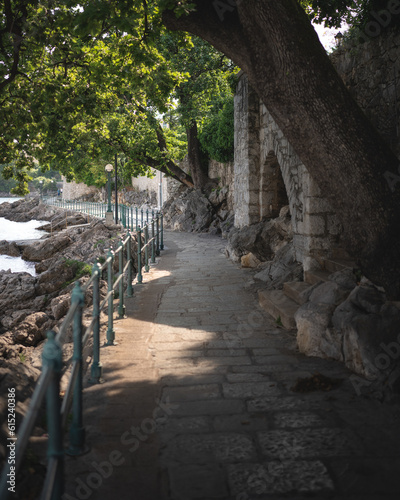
[295,302,336,357]
[241,252,261,268]
[22,234,72,262]
[254,243,303,289]
[225,206,292,263]
[163,189,214,232]
[13,312,49,346]
[50,294,71,320]
[309,280,351,306]
[0,240,20,257]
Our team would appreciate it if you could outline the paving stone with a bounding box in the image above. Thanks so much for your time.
[160,374,225,386]
[247,396,321,413]
[253,355,297,365]
[167,464,229,499]
[222,382,281,399]
[213,413,269,432]
[206,348,247,357]
[152,350,204,359]
[156,416,211,434]
[257,428,363,460]
[272,411,331,429]
[227,460,334,496]
[197,356,253,366]
[160,433,257,465]
[226,373,271,383]
[161,384,221,402]
[172,399,245,417]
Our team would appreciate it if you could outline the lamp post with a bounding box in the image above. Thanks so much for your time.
[114,153,118,225]
[105,163,114,224]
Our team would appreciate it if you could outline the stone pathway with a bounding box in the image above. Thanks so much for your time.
[64,230,400,500]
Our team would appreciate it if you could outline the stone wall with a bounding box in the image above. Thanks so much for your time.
[331,29,400,156]
[234,30,400,271]
[209,159,234,211]
[234,74,341,271]
[61,177,98,200]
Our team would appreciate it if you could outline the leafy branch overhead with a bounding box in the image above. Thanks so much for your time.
[0,0,237,194]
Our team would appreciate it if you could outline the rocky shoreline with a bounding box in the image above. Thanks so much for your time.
[0,198,138,475]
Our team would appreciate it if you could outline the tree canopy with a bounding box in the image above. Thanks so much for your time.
[1,0,237,194]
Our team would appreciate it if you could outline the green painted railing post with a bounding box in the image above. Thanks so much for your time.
[160,212,164,251]
[118,239,125,319]
[156,214,160,256]
[144,225,150,272]
[105,250,116,345]
[42,331,64,500]
[146,209,149,223]
[66,282,86,456]
[151,219,156,264]
[126,231,134,298]
[135,207,138,230]
[137,227,143,284]
[141,208,144,227]
[89,263,102,383]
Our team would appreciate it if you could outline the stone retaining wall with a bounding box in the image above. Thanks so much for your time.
[234,29,400,271]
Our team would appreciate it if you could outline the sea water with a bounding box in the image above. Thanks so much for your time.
[0,198,47,275]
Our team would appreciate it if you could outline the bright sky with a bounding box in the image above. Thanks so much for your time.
[314,22,346,52]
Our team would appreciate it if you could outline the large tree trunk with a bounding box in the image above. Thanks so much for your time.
[187,120,210,189]
[163,0,400,298]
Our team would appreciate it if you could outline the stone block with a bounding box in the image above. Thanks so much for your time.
[168,465,229,499]
[173,399,245,417]
[161,433,256,464]
[228,460,333,496]
[222,382,281,399]
[162,384,221,403]
[257,428,363,459]
[304,196,333,214]
[303,215,326,236]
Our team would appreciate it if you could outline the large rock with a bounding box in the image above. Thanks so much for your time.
[13,312,49,346]
[22,233,72,261]
[295,302,337,357]
[163,189,214,232]
[254,243,303,289]
[226,206,292,263]
[0,240,20,257]
[332,285,400,380]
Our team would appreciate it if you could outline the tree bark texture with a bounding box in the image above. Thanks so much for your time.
[163,0,400,298]
[186,120,210,189]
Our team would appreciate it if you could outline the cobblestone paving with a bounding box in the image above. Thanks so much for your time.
[64,230,400,500]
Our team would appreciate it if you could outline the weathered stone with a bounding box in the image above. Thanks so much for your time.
[295,302,336,357]
[309,280,351,306]
[160,433,256,464]
[240,252,261,268]
[13,312,49,346]
[254,242,303,289]
[50,294,70,320]
[0,240,20,257]
[163,189,215,232]
[22,234,72,261]
[228,460,334,496]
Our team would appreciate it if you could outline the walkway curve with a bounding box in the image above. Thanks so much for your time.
[63,230,400,500]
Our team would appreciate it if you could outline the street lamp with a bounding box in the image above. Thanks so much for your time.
[105,163,114,224]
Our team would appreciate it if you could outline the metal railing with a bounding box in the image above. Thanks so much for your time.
[0,215,163,500]
[42,197,160,231]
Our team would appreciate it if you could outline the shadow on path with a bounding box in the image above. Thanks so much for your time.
[63,231,400,500]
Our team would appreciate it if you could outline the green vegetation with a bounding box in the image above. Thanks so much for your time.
[63,259,93,287]
[1,2,237,194]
